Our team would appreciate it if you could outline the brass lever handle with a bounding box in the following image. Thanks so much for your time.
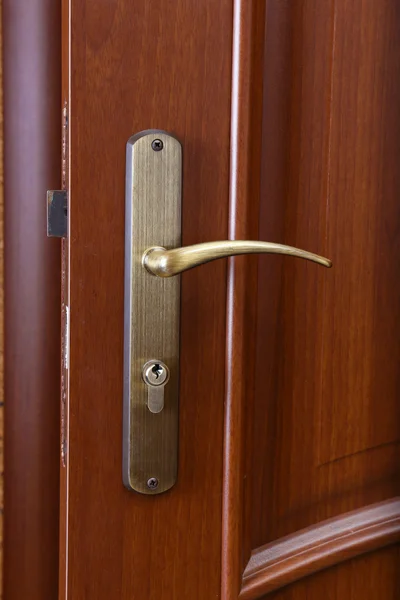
[143,241,332,277]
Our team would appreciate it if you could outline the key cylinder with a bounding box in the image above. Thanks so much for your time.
[142,359,170,413]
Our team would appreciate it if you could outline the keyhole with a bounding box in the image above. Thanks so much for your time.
[152,364,162,379]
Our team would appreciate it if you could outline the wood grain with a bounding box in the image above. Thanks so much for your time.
[3,1,61,598]
[222,0,400,596]
[63,0,232,598]
[222,0,265,597]
[241,499,400,599]
[262,545,400,600]
[62,0,400,598]
[250,0,400,550]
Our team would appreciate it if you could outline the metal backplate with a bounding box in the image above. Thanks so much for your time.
[123,131,181,494]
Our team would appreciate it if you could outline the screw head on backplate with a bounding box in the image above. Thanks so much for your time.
[147,477,159,490]
[151,139,163,151]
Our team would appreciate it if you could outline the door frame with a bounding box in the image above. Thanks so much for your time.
[3,1,61,597]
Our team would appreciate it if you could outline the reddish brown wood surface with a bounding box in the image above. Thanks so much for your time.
[225,0,400,595]
[3,0,61,598]
[263,546,400,600]
[241,499,400,599]
[63,0,232,598]
[250,0,400,550]
[63,0,400,598]
[222,0,265,597]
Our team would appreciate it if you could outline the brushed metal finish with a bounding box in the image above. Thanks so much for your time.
[123,130,181,494]
[143,241,332,277]
[142,359,170,414]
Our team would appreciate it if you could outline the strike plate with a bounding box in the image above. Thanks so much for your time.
[123,130,181,494]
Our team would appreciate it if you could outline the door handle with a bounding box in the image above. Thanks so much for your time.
[123,130,332,495]
[143,241,331,277]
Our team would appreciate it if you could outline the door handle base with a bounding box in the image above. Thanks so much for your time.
[123,130,182,494]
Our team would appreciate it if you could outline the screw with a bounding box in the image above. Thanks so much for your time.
[147,477,159,490]
[151,139,163,151]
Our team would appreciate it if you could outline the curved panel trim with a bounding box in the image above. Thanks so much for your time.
[240,498,400,599]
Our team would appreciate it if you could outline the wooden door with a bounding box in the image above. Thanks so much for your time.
[60,0,400,598]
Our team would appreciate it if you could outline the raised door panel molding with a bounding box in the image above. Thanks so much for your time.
[240,499,400,599]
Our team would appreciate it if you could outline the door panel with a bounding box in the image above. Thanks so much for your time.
[63,1,232,598]
[250,0,400,548]
[62,0,400,598]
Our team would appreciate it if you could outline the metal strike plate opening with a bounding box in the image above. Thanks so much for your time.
[123,130,181,494]
[47,190,68,237]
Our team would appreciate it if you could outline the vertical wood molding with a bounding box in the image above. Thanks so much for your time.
[222,0,265,597]
[3,1,61,598]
